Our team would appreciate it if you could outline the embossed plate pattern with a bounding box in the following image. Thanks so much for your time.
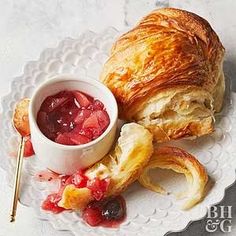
[0,28,236,236]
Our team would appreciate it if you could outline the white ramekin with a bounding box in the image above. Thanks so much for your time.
[29,74,118,175]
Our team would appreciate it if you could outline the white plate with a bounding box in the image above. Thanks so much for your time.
[1,28,236,236]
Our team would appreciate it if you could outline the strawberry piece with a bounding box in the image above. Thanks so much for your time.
[73,91,92,108]
[74,109,92,124]
[56,131,91,146]
[71,171,88,188]
[83,114,100,129]
[70,124,93,139]
[82,113,103,140]
[24,138,35,157]
[41,193,65,214]
[94,110,110,131]
[92,100,104,110]
[87,178,110,201]
[58,171,88,195]
[55,133,75,145]
[80,128,93,139]
[67,133,91,145]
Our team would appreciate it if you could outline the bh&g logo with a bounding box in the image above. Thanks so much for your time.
[206,206,232,233]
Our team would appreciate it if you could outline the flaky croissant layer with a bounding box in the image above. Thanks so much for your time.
[100,8,225,142]
[139,146,208,210]
[58,123,153,210]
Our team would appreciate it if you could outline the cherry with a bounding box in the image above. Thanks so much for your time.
[102,197,125,220]
[82,196,126,227]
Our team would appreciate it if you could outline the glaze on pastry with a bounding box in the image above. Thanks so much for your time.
[100,8,225,142]
[58,123,153,210]
[138,146,208,210]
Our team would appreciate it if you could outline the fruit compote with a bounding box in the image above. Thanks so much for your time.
[82,196,126,227]
[41,171,126,227]
[23,137,35,157]
[37,90,110,145]
[41,170,109,213]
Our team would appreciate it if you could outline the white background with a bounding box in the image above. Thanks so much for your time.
[0,0,236,235]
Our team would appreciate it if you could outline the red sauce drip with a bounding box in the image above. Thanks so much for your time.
[37,90,110,145]
[35,170,60,182]
[23,137,35,157]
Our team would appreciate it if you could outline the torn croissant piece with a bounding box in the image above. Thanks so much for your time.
[100,8,225,142]
[138,146,208,210]
[58,123,153,210]
[58,186,93,210]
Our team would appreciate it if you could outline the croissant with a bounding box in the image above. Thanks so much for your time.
[59,123,153,210]
[100,8,225,142]
[138,146,208,210]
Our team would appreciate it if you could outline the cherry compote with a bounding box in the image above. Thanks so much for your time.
[41,171,109,213]
[37,90,110,145]
[41,169,126,227]
[82,196,126,227]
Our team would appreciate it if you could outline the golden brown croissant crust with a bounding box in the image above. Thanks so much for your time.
[138,146,208,210]
[100,8,225,142]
